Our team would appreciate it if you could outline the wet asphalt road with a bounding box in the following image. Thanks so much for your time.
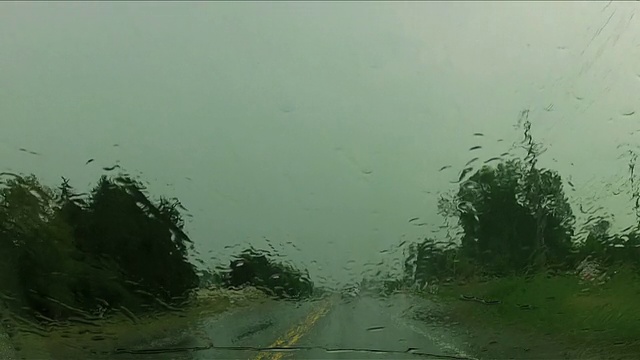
[112,293,475,360]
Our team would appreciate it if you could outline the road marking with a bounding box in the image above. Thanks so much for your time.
[252,300,332,360]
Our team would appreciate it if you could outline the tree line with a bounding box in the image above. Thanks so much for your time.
[404,116,640,286]
[0,173,199,322]
[0,172,313,326]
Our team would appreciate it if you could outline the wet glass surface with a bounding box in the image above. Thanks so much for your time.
[2,2,640,359]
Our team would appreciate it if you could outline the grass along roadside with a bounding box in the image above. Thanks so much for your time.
[7,287,267,359]
[430,268,640,358]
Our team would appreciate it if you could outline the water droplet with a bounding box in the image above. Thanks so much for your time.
[366,326,385,332]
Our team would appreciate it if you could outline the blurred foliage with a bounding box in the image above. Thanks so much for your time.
[0,170,318,328]
[406,156,578,284]
[197,268,225,289]
[0,173,198,322]
[222,248,314,300]
[405,116,640,286]
[0,172,317,326]
[456,159,575,275]
[579,219,640,269]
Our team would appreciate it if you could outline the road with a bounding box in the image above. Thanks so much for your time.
[111,292,477,360]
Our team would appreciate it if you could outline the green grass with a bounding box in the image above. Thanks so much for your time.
[433,267,640,357]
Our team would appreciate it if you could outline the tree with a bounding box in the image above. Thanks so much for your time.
[0,175,79,319]
[0,172,202,322]
[225,248,314,299]
[439,114,575,275]
[403,238,466,288]
[77,175,198,304]
[579,219,640,269]
[452,159,574,275]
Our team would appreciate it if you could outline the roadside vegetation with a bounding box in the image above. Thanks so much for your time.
[201,248,314,300]
[0,173,200,324]
[402,112,640,357]
[0,170,314,353]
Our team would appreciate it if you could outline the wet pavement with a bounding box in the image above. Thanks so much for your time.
[110,293,476,360]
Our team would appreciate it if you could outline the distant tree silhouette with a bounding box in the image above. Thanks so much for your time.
[225,248,313,299]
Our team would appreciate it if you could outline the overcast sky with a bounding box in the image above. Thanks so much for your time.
[2,2,640,285]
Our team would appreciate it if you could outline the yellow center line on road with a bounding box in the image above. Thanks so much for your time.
[252,300,332,360]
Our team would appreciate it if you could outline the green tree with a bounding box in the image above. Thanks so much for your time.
[453,159,574,275]
[404,238,464,288]
[76,176,198,304]
[0,172,200,322]
[579,219,640,269]
[0,175,79,319]
[225,248,314,299]
[438,114,575,275]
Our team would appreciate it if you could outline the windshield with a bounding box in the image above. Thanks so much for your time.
[2,2,640,359]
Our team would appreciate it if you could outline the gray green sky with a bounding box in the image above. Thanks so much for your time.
[2,2,639,285]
